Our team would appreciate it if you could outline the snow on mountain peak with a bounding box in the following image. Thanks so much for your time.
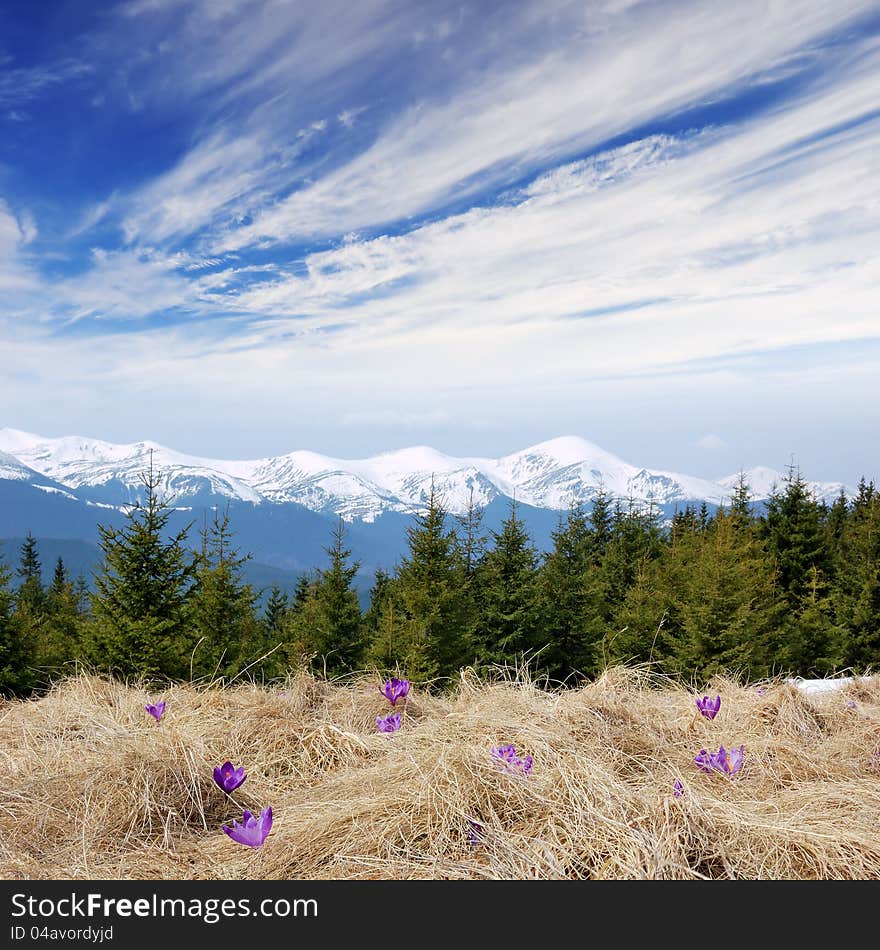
[0,428,856,520]
[718,466,847,505]
[510,435,623,468]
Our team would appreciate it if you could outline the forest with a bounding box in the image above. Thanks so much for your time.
[1,463,878,696]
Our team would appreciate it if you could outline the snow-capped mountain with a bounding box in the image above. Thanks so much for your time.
[716,467,845,504]
[0,428,853,522]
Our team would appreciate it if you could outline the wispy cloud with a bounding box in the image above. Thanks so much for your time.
[0,57,91,111]
[1,0,879,478]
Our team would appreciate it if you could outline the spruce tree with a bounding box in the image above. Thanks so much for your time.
[16,533,45,617]
[190,506,261,679]
[613,509,781,679]
[588,485,613,560]
[0,555,35,696]
[287,520,364,676]
[38,556,84,678]
[364,568,396,667]
[729,472,754,532]
[263,585,289,636]
[50,557,68,595]
[535,503,595,681]
[662,510,783,678]
[759,465,837,671]
[761,466,830,608]
[453,487,486,657]
[88,459,198,680]
[393,483,471,682]
[834,481,880,668]
[292,575,312,611]
[473,500,539,667]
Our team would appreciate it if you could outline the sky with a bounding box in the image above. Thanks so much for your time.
[1,0,879,484]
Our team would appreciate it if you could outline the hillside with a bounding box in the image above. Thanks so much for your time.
[1,668,878,880]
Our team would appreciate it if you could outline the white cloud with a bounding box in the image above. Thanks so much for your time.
[337,107,366,129]
[698,434,727,450]
[3,0,880,480]
[212,0,878,249]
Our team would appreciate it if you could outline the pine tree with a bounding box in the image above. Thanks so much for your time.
[292,575,312,611]
[263,585,289,636]
[190,507,261,679]
[473,500,539,667]
[662,510,783,678]
[364,568,396,667]
[88,458,198,680]
[15,533,45,617]
[834,481,880,668]
[50,557,68,595]
[453,487,486,656]
[588,485,613,560]
[37,556,84,678]
[454,488,487,576]
[759,465,838,671]
[613,509,782,679]
[761,466,830,608]
[535,503,595,681]
[0,555,35,696]
[393,483,471,682]
[729,472,754,532]
[287,520,364,676]
[603,498,663,612]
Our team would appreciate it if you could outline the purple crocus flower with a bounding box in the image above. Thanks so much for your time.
[491,743,517,763]
[755,688,768,697]
[379,678,411,706]
[145,701,166,721]
[673,780,684,798]
[491,744,533,774]
[222,807,273,848]
[695,695,721,720]
[376,711,402,733]
[213,761,247,793]
[694,744,744,777]
[466,819,484,845]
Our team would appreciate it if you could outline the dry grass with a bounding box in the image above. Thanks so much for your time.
[1,666,879,880]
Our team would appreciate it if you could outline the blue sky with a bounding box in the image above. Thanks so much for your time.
[1,0,879,483]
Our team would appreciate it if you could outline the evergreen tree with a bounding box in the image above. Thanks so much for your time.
[761,466,830,608]
[588,485,613,560]
[50,557,68,595]
[473,500,539,667]
[393,483,471,681]
[454,488,487,576]
[35,556,84,679]
[263,585,289,636]
[603,498,663,612]
[613,509,782,679]
[364,568,396,668]
[453,487,486,655]
[88,459,198,680]
[535,503,595,681]
[287,520,364,676]
[190,507,261,679]
[759,465,838,671]
[834,481,880,668]
[15,533,45,616]
[291,574,313,611]
[729,472,754,532]
[0,555,35,695]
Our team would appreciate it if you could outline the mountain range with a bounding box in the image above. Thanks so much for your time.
[0,428,853,590]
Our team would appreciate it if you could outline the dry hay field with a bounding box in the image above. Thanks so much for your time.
[1,666,879,880]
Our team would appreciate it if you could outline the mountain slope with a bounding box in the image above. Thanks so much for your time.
[0,427,854,523]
